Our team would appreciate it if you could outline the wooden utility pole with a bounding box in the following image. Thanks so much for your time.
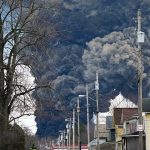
[86,84,90,150]
[95,71,100,150]
[137,9,144,150]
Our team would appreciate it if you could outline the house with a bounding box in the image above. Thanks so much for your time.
[96,124,109,139]
[94,124,109,144]
[122,115,145,150]
[91,113,109,150]
[143,98,150,150]
[117,98,150,150]
[113,108,138,150]
[106,116,115,142]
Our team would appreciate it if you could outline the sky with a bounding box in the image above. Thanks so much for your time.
[10,66,37,134]
[17,114,37,134]
[18,66,37,134]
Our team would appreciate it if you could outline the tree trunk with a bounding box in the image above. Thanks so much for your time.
[0,105,9,149]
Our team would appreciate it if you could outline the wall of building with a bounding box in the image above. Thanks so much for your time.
[115,126,124,150]
[145,113,150,150]
[108,129,115,141]
[126,137,138,150]
[115,127,124,142]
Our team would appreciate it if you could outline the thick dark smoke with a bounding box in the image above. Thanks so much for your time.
[82,27,150,103]
[23,0,150,137]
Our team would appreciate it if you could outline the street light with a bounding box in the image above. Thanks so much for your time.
[79,84,98,149]
[79,85,90,150]
[77,95,87,150]
[79,71,100,150]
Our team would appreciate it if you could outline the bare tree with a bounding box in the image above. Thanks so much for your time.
[0,1,54,147]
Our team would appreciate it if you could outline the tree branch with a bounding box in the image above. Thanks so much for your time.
[9,113,34,123]
[8,84,52,112]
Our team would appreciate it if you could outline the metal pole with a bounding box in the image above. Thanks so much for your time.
[57,143,59,150]
[77,98,80,150]
[62,132,64,150]
[69,117,71,150]
[137,9,143,150]
[86,84,90,150]
[59,135,60,150]
[64,131,66,150]
[95,71,100,150]
[73,109,75,150]
[67,130,69,150]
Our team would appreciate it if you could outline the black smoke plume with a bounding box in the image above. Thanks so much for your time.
[24,0,150,137]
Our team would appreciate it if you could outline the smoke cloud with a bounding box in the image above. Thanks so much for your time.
[22,0,150,137]
[82,27,150,103]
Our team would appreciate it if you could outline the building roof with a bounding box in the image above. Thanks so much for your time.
[113,108,138,126]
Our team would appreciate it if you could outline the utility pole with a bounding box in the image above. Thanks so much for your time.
[69,117,71,150]
[67,129,69,150]
[77,97,80,150]
[73,109,75,150]
[65,118,72,150]
[95,71,100,150]
[63,131,65,150]
[86,84,90,150]
[59,135,60,150]
[60,131,64,150]
[137,9,144,150]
